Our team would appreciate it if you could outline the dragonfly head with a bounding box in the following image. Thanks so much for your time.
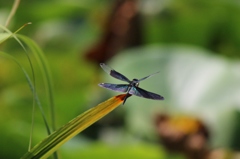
[132,78,139,87]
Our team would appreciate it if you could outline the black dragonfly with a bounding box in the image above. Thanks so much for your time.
[98,63,164,104]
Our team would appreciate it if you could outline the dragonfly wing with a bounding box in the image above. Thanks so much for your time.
[98,83,129,93]
[138,71,160,82]
[100,63,131,83]
[129,86,164,100]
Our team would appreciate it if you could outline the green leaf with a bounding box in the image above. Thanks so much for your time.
[21,94,126,159]
[102,44,240,146]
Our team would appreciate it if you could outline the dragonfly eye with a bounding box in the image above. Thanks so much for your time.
[132,79,139,87]
[135,82,139,87]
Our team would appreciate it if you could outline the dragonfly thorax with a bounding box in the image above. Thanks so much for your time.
[131,78,139,87]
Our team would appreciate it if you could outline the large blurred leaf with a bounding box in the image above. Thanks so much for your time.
[99,44,240,146]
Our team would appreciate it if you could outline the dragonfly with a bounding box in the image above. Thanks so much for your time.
[98,63,164,104]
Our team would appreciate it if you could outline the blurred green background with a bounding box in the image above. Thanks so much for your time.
[1,0,240,158]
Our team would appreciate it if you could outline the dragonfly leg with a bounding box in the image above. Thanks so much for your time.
[123,93,132,105]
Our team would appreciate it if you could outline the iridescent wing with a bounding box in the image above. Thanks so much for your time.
[129,86,164,100]
[137,71,160,82]
[100,63,131,83]
[98,83,129,93]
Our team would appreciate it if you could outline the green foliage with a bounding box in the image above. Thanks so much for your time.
[143,0,240,58]
[1,0,240,159]
[61,142,167,159]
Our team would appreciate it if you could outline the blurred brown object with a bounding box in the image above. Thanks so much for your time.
[155,114,210,159]
[206,148,240,159]
[85,0,142,64]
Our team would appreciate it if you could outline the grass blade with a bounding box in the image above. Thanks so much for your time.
[21,94,126,159]
[17,34,56,131]
[0,23,53,145]
[0,51,50,149]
